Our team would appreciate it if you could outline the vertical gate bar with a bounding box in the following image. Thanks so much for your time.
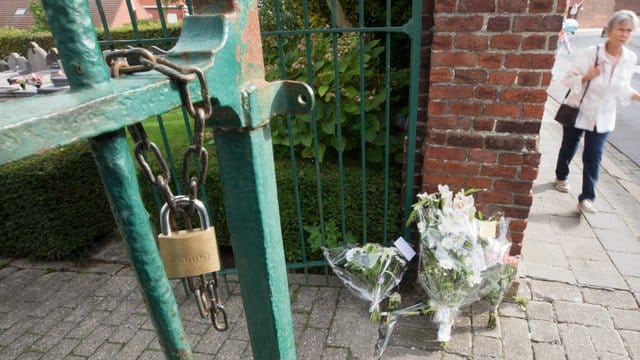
[41,1,191,358]
[185,0,194,16]
[358,0,367,245]
[94,0,113,49]
[302,0,328,270]
[329,0,348,244]
[382,0,392,245]
[124,0,142,43]
[273,0,308,267]
[154,0,171,42]
[213,129,296,360]
[402,0,423,238]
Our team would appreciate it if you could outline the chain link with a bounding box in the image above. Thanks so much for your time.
[108,47,227,331]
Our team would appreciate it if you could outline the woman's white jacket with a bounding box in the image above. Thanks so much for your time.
[561,44,638,133]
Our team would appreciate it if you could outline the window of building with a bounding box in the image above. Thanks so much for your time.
[14,8,27,16]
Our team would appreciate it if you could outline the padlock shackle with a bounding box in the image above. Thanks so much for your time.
[159,195,211,235]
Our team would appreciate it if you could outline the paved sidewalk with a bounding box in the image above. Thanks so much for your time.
[1,93,640,359]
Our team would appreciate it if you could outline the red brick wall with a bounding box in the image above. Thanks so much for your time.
[420,0,564,255]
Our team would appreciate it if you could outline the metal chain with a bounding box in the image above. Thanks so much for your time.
[107,48,227,330]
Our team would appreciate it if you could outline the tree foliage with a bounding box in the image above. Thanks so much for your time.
[28,0,50,33]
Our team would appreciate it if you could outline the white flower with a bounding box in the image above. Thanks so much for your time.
[435,246,456,270]
[452,190,475,218]
[438,184,453,210]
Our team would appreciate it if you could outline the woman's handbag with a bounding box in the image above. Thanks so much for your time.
[554,46,599,127]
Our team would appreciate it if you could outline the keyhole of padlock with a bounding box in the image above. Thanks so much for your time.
[157,196,221,279]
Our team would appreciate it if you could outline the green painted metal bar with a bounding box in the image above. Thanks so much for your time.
[124,0,142,42]
[302,0,328,256]
[154,0,171,41]
[382,0,392,245]
[329,0,348,245]
[204,2,313,357]
[402,0,423,238]
[358,0,367,245]
[94,0,113,48]
[185,0,194,15]
[273,0,308,266]
[156,115,184,195]
[213,129,296,359]
[39,0,190,358]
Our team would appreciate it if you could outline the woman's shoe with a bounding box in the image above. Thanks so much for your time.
[555,179,570,193]
[578,199,597,214]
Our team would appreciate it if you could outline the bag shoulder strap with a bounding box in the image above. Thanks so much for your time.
[564,45,599,102]
[574,45,599,106]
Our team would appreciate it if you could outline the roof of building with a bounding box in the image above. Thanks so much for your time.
[0,0,150,30]
[0,1,34,29]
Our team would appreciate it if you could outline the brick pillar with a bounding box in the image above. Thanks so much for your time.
[421,0,563,255]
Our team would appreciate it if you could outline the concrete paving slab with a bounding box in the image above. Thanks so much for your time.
[529,319,560,342]
[587,327,628,355]
[471,335,502,357]
[608,252,640,277]
[523,241,569,268]
[619,330,640,360]
[526,301,556,321]
[609,308,640,331]
[582,288,639,310]
[532,342,566,360]
[500,317,533,359]
[555,301,614,328]
[524,262,577,284]
[594,228,640,254]
[527,279,583,303]
[627,276,640,292]
[558,323,599,360]
[382,346,441,360]
[567,257,629,289]
[584,212,629,231]
[549,214,595,238]
[558,234,609,261]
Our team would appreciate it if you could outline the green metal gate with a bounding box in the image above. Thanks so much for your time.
[89,0,423,273]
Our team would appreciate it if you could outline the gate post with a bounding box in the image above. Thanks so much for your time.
[41,1,191,358]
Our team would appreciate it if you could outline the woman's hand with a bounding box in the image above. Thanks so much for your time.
[583,64,602,82]
[632,92,640,101]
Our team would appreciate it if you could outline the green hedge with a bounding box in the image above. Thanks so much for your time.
[0,142,115,260]
[0,23,180,59]
[0,141,402,263]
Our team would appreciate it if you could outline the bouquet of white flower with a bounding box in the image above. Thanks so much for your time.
[373,187,513,358]
[408,185,501,343]
[323,243,408,321]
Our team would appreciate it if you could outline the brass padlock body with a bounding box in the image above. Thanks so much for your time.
[158,227,221,279]
[157,196,221,279]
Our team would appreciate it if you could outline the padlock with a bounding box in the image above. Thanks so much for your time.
[158,195,221,279]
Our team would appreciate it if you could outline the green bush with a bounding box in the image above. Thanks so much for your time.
[0,139,402,263]
[0,142,115,260]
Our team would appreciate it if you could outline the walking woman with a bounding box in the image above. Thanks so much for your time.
[555,10,640,213]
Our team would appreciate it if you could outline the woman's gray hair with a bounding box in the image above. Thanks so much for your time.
[606,10,639,32]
